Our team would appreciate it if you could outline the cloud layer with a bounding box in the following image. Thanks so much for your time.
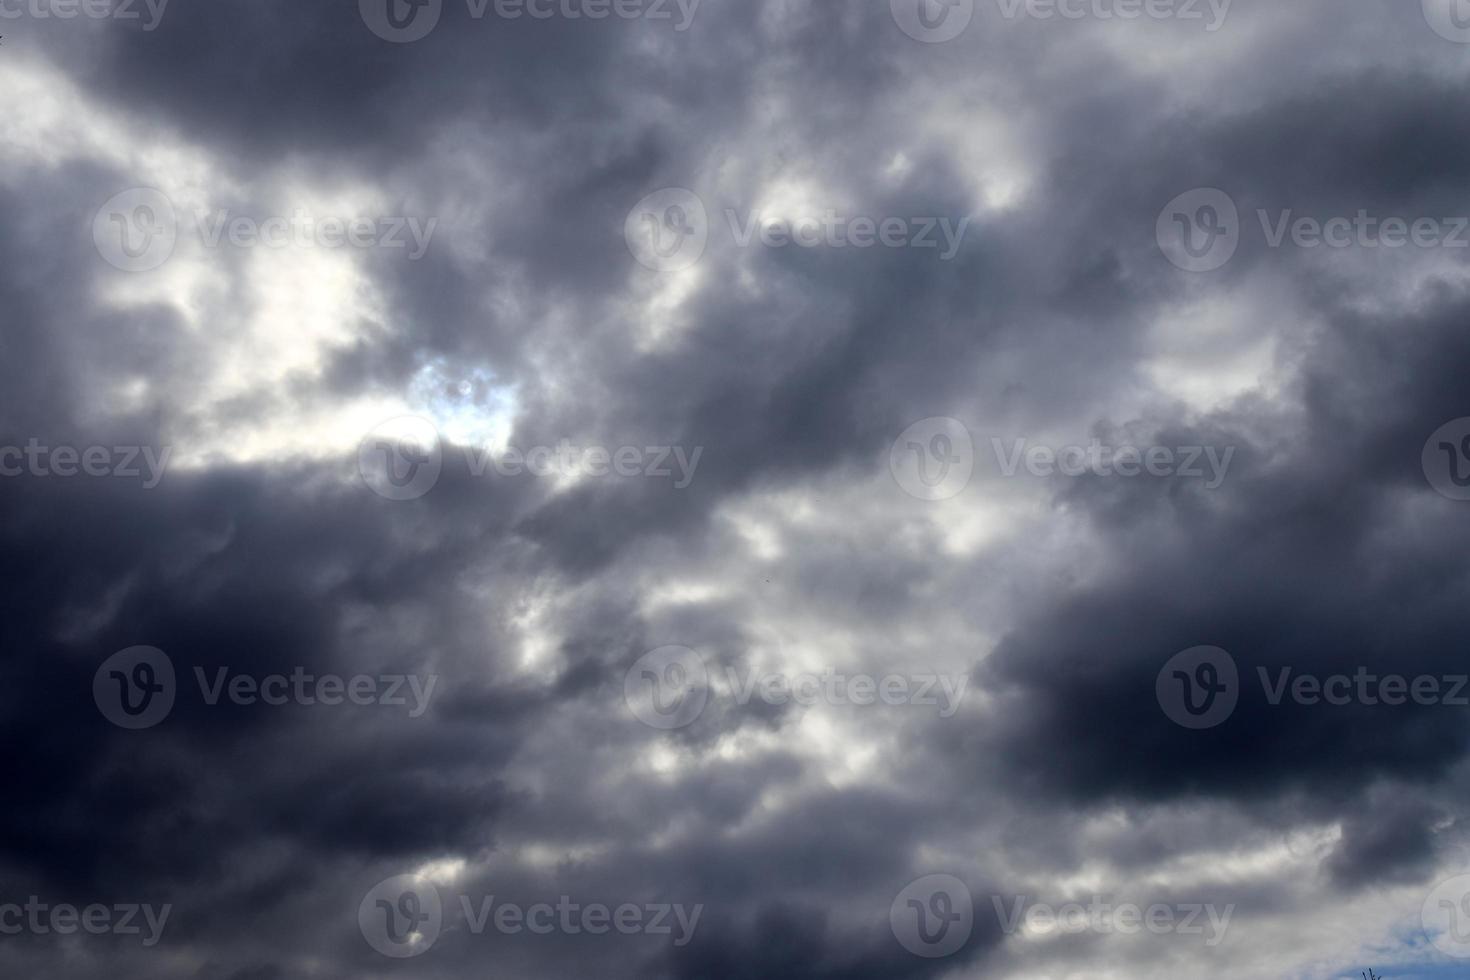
[4,0,1470,977]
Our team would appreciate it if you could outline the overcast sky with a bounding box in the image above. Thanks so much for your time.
[5,0,1470,977]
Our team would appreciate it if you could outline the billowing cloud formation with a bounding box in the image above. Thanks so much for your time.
[4,0,1470,977]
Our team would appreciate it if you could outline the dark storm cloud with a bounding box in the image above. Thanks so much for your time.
[6,0,1470,977]
[961,63,1470,826]
[666,900,999,980]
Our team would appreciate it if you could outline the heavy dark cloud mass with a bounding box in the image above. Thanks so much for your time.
[5,0,1470,977]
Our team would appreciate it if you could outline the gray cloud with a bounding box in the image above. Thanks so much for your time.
[4,1,1470,978]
